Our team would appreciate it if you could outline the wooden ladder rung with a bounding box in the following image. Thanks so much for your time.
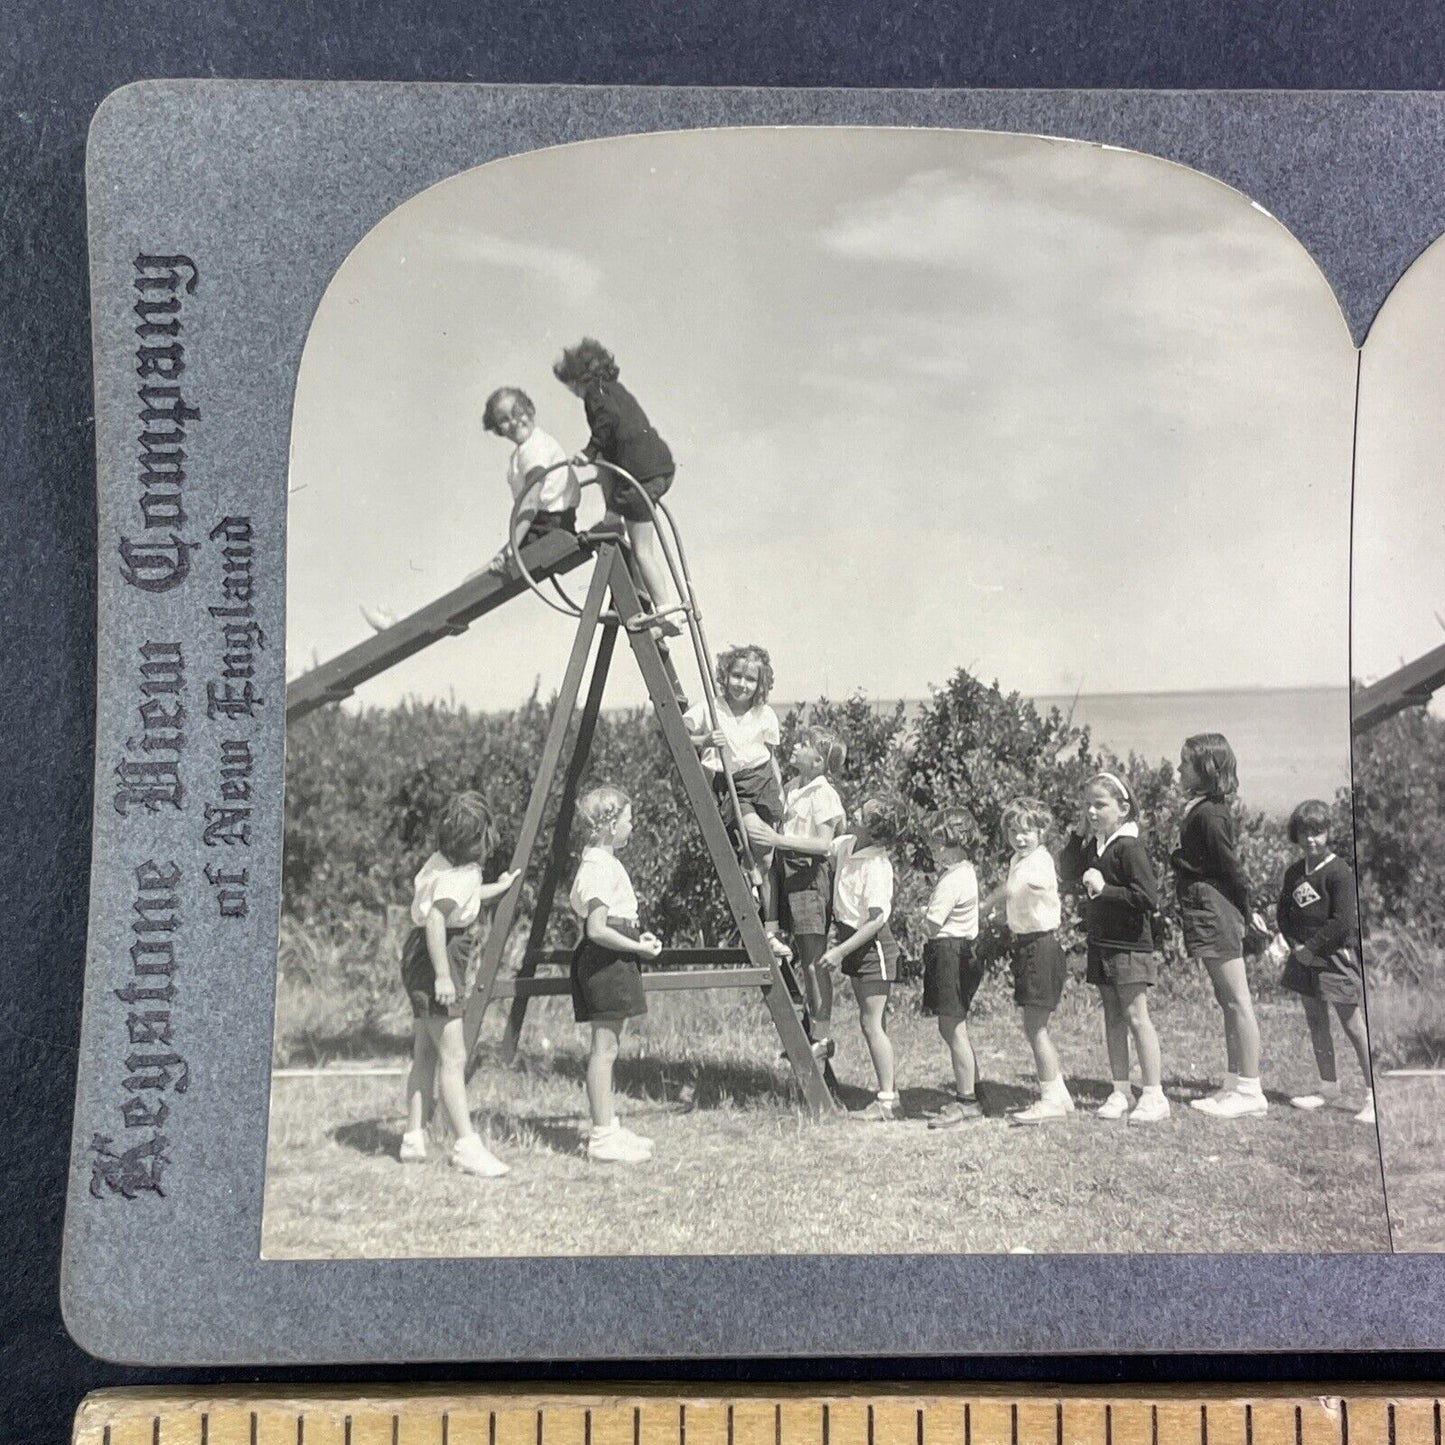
[491,967,772,1000]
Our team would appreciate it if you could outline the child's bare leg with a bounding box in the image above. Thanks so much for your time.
[626,519,676,612]
[743,815,776,919]
[796,934,832,1038]
[1118,981,1162,1088]
[586,1020,623,1128]
[937,1012,976,1097]
[405,1020,438,1134]
[1333,1001,1373,1086]
[1206,955,1260,1078]
[1301,995,1338,1081]
[853,981,895,1095]
[1021,1004,1062,1086]
[1099,984,1131,1083]
[433,1017,476,1140]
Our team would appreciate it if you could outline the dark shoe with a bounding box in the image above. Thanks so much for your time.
[581,517,628,545]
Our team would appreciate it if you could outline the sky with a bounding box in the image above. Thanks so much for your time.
[286,127,1357,715]
[1354,231,1445,696]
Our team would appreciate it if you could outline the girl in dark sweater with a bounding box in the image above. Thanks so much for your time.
[1277,799,1374,1124]
[1060,771,1169,1125]
[554,338,682,636]
[1172,733,1268,1119]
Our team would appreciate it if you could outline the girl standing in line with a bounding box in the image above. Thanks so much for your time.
[981,797,1074,1124]
[1172,733,1268,1119]
[569,785,665,1164]
[919,809,986,1130]
[769,796,906,1121]
[398,791,519,1177]
[1277,799,1375,1124]
[1061,771,1170,1125]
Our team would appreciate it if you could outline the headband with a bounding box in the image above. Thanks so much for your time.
[1093,771,1131,801]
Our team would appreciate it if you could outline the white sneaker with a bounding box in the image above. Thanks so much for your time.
[1192,1089,1268,1119]
[450,1135,509,1178]
[1011,1097,1073,1125]
[1096,1091,1131,1121]
[619,1123,654,1154]
[1354,1091,1377,1126]
[1290,1092,1331,1111]
[399,1128,428,1163]
[587,1126,652,1164]
[1129,1092,1172,1125]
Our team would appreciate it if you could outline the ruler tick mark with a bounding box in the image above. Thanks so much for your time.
[822,1403,830,1445]
[1105,1404,1113,1445]
[1245,1405,1253,1445]
[585,1409,593,1445]
[154,1416,161,1445]
[1341,1401,1349,1445]
[1389,1405,1398,1445]
[1435,1400,1442,1445]
[917,1406,925,1445]
[1056,1402,1064,1445]
[1200,1404,1207,1445]
[868,1405,875,1445]
[253,1411,259,1445]
[680,1403,686,1445]
[728,1404,735,1445]
[344,1415,352,1445]
[1152,1405,1159,1445]
[1011,1403,1019,1445]
[776,1404,783,1445]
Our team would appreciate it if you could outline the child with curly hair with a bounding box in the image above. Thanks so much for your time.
[684,644,788,953]
[553,337,680,634]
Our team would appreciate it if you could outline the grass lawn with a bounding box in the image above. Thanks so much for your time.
[263,969,1390,1259]
[1378,1074,1445,1252]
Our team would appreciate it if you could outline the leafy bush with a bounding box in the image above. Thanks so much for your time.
[1352,707,1445,942]
[283,668,1303,1017]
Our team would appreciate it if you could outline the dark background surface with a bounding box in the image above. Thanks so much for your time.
[6,4,1445,1442]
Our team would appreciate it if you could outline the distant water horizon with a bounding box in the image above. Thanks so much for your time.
[767,684,1351,818]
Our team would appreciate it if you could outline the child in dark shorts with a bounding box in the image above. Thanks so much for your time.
[479,386,580,575]
[685,644,789,956]
[981,797,1074,1124]
[774,795,906,1121]
[553,337,682,636]
[398,792,519,1178]
[770,725,848,1060]
[1061,771,1169,1125]
[917,809,986,1131]
[1172,733,1269,1120]
[569,785,664,1164]
[1276,799,1374,1124]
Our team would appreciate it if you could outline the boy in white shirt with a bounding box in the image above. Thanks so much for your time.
[919,809,985,1131]
[769,794,904,1122]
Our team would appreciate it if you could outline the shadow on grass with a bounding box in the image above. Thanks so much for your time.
[333,1118,401,1157]
[528,1046,796,1111]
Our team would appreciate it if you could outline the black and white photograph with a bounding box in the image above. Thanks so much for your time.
[259,125,1394,1259]
[1352,228,1445,1253]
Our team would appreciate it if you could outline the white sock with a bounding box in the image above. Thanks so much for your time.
[1043,1076,1071,1101]
[1318,1078,1342,1097]
[1140,1084,1165,1100]
[1222,1071,1240,1092]
[878,1090,899,1102]
[1236,1077,1263,1097]
[591,1121,619,1139]
[1111,1080,1131,1097]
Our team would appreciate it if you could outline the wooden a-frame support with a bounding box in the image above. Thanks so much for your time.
[461,544,837,1120]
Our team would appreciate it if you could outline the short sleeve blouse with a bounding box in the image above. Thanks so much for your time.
[410,852,485,929]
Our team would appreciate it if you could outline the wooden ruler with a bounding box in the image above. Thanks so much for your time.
[72,1388,1445,1445]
